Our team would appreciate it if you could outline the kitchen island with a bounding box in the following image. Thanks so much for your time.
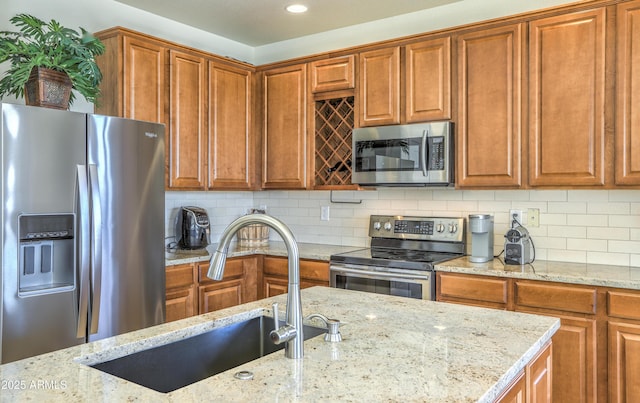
[0,287,559,402]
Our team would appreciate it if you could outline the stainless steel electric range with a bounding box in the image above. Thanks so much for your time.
[329,215,466,300]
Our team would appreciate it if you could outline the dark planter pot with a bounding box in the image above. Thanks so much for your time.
[24,67,72,110]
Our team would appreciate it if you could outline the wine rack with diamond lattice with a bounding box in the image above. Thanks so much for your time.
[314,96,355,188]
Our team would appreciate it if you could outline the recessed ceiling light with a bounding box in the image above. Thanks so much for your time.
[286,4,308,14]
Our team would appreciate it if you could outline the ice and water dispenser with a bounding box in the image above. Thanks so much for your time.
[18,214,75,294]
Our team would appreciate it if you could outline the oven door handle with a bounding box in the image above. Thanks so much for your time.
[330,265,430,281]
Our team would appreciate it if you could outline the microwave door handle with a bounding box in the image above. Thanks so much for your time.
[88,164,103,334]
[76,165,90,339]
[421,129,429,177]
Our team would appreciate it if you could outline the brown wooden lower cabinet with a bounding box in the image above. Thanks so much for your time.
[496,342,552,403]
[166,255,329,318]
[165,263,198,322]
[261,256,329,299]
[607,290,640,402]
[436,272,618,403]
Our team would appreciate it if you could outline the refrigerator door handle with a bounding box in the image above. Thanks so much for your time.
[76,165,90,338]
[88,164,103,334]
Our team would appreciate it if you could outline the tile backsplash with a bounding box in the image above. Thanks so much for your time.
[166,189,640,267]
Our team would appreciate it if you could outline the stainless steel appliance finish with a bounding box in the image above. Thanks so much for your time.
[330,215,466,300]
[351,122,454,187]
[175,206,210,250]
[469,214,494,263]
[0,103,166,364]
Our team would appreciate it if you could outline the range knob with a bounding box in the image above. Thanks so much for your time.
[383,222,392,231]
[448,223,458,233]
[436,223,445,233]
[373,221,381,230]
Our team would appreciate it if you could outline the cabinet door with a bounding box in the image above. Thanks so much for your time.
[262,64,307,189]
[358,47,400,126]
[528,9,606,186]
[122,37,167,124]
[615,1,640,185]
[310,55,355,93]
[405,37,451,122]
[166,286,196,322]
[436,272,509,309]
[609,321,640,402]
[95,32,167,126]
[456,24,524,188]
[496,372,525,403]
[168,50,207,189]
[208,62,253,189]
[199,279,243,313]
[526,342,553,403]
[165,263,197,322]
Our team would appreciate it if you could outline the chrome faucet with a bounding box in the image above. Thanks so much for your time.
[207,214,304,359]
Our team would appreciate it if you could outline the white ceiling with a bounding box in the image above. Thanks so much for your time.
[114,0,462,46]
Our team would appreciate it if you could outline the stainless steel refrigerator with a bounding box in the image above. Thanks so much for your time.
[0,103,165,364]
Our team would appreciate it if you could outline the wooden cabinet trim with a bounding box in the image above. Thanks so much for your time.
[514,281,597,315]
[526,342,553,403]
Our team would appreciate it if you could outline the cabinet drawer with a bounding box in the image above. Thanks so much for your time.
[310,55,355,93]
[263,256,329,282]
[166,263,195,289]
[514,281,596,315]
[437,273,508,304]
[198,258,244,283]
[608,290,640,320]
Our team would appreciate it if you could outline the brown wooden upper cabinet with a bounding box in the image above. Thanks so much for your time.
[261,64,308,189]
[358,47,400,126]
[359,39,451,127]
[456,24,524,188]
[95,28,254,191]
[207,62,254,190]
[310,55,355,93]
[405,37,451,123]
[168,50,208,189]
[528,8,607,187]
[615,0,640,186]
[95,29,168,130]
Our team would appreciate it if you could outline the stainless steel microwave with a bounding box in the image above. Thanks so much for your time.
[351,121,454,187]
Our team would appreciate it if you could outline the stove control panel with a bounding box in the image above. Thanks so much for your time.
[369,215,465,242]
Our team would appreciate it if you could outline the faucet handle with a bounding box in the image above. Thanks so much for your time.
[272,302,280,329]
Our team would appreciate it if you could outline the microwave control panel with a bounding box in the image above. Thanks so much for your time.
[427,137,445,170]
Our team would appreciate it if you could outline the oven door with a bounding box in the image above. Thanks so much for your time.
[329,264,434,300]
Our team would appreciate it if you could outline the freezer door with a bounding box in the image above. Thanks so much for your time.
[0,104,86,363]
[87,115,165,341]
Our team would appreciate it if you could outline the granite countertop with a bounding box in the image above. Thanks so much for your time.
[165,242,360,266]
[0,287,559,402]
[436,256,640,290]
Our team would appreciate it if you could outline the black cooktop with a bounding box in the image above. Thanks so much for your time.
[329,247,462,271]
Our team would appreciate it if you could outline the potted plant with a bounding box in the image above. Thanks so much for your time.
[0,13,105,109]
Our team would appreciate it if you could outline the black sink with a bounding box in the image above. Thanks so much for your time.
[89,315,325,393]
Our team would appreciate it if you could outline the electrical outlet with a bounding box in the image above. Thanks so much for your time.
[527,208,540,227]
[509,209,523,228]
[321,206,330,221]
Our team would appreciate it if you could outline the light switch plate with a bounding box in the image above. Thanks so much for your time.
[321,206,330,221]
[527,208,540,227]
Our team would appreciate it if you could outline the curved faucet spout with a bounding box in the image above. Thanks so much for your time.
[207,214,304,359]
